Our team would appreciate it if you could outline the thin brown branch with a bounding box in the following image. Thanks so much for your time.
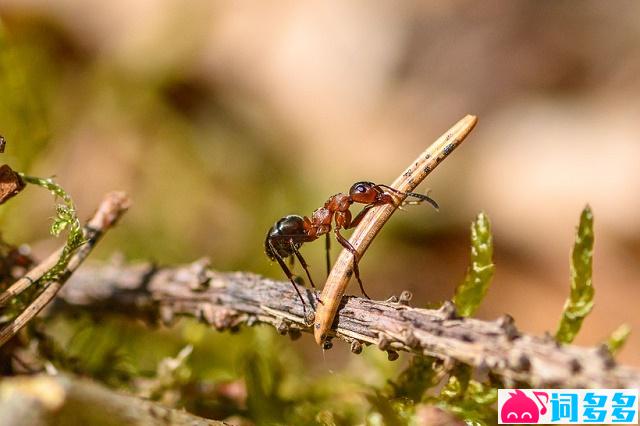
[0,192,130,347]
[315,115,478,344]
[0,247,64,307]
[56,259,640,389]
[0,373,225,426]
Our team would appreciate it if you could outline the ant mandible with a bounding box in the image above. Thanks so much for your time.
[265,181,438,312]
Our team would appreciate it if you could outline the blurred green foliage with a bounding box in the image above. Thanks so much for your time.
[0,18,310,272]
[41,315,378,424]
[386,355,440,402]
[383,355,498,425]
[0,22,53,171]
[433,368,498,426]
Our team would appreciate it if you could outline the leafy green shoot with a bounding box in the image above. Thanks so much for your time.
[555,205,594,343]
[453,212,495,317]
[386,356,439,402]
[391,363,497,426]
[606,324,631,356]
[369,356,440,425]
[365,391,413,426]
[381,357,500,426]
[438,364,471,401]
[433,378,498,426]
[19,174,85,283]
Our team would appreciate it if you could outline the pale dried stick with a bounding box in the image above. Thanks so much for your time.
[0,192,130,347]
[314,115,478,344]
[0,246,64,307]
[0,374,224,426]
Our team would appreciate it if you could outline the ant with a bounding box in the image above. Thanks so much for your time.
[265,182,438,312]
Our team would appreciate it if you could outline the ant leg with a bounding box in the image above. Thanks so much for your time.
[325,233,331,276]
[290,243,324,305]
[346,204,374,230]
[268,240,307,313]
[333,229,371,299]
[289,242,315,290]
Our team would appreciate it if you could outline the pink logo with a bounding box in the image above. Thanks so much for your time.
[500,390,548,423]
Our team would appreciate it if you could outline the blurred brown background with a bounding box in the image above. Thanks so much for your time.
[1,0,639,367]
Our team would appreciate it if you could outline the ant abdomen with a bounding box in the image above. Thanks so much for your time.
[276,215,306,235]
[265,215,305,260]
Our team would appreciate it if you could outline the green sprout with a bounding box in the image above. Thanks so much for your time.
[453,212,495,317]
[606,324,631,356]
[555,206,594,344]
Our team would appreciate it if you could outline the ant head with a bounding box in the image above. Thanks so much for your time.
[349,181,381,204]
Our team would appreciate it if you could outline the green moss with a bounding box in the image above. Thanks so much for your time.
[19,175,84,283]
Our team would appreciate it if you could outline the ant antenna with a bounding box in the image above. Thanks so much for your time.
[375,184,439,210]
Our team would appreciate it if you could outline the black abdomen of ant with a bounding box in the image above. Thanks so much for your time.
[264,214,317,312]
[264,215,306,260]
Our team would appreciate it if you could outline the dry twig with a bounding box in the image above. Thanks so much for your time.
[0,192,130,347]
[0,373,224,426]
[314,115,478,344]
[56,260,640,389]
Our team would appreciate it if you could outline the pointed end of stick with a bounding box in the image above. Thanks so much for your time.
[436,115,477,155]
[460,114,478,135]
[313,303,330,344]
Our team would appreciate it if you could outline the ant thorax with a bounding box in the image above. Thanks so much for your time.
[308,207,332,237]
[324,193,352,212]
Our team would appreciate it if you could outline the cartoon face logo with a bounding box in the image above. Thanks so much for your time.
[501,390,548,423]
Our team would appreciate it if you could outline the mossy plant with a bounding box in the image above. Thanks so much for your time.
[19,174,84,284]
[453,212,495,317]
[606,323,631,356]
[555,206,594,343]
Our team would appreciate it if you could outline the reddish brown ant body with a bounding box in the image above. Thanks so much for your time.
[265,181,438,311]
